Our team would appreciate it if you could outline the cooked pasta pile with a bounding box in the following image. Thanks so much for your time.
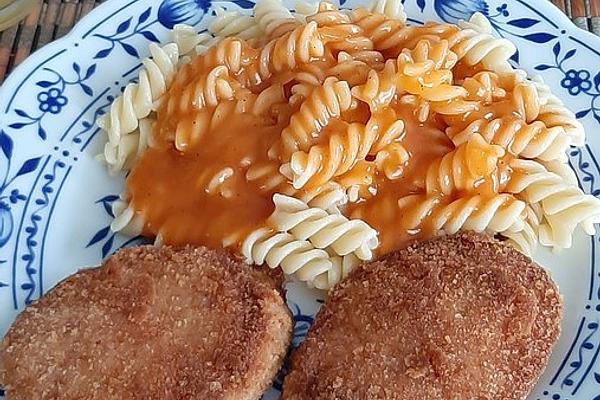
[99,0,600,289]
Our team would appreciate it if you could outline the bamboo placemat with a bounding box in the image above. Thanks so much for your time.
[0,0,599,83]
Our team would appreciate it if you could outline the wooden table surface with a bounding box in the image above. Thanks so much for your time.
[0,0,598,83]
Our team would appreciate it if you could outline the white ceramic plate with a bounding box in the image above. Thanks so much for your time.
[1,0,600,398]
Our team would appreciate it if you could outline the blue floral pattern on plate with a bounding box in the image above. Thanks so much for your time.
[0,0,599,398]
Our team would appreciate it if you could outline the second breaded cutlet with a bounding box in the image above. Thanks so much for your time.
[0,245,292,400]
[281,232,562,400]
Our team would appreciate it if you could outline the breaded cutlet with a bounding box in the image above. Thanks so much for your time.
[0,245,292,400]
[281,232,562,400]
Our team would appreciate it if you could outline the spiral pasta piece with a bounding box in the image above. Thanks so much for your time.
[350,8,407,55]
[246,163,349,212]
[359,13,515,72]
[311,253,360,289]
[166,65,237,116]
[288,81,318,108]
[199,37,250,73]
[289,123,366,188]
[246,161,293,194]
[288,95,408,188]
[169,92,283,153]
[457,12,492,33]
[395,39,479,118]
[447,116,571,162]
[209,6,263,40]
[349,49,386,68]
[162,66,240,151]
[543,159,579,185]
[517,73,584,145]
[99,42,180,145]
[296,182,349,213]
[366,0,407,22]
[307,2,374,56]
[396,42,458,100]
[538,101,585,147]
[501,203,541,256]
[425,133,505,196]
[269,194,379,259]
[325,51,373,86]
[443,78,541,131]
[173,24,218,58]
[277,76,353,159]
[255,0,300,37]
[103,118,154,173]
[404,37,458,70]
[397,193,526,234]
[294,0,320,20]
[528,75,585,147]
[335,160,378,197]
[451,13,516,72]
[351,60,397,111]
[257,21,325,79]
[234,84,287,116]
[110,197,146,237]
[511,82,541,123]
[507,159,600,249]
[165,36,266,91]
[462,71,507,103]
[242,227,333,282]
[365,108,410,176]
[172,99,245,152]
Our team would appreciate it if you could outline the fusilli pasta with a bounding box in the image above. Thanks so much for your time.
[110,196,146,237]
[269,194,378,259]
[396,39,480,118]
[172,24,215,57]
[371,14,515,72]
[350,7,407,55]
[447,116,571,162]
[102,117,154,173]
[445,15,516,72]
[209,6,263,40]
[255,0,300,38]
[425,133,505,196]
[99,42,180,145]
[288,122,367,188]
[538,98,586,148]
[105,0,599,285]
[311,253,360,289]
[397,193,526,234]
[501,203,541,256]
[462,71,507,103]
[366,0,407,22]
[325,51,373,86]
[242,227,333,282]
[507,159,600,249]
[276,76,353,159]
[166,65,238,116]
[351,60,397,111]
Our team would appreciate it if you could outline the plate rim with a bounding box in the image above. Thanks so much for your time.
[1,0,600,399]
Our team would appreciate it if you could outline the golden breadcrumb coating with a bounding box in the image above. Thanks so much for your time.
[0,245,292,400]
[282,232,562,400]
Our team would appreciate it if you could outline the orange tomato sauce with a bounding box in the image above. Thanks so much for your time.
[123,39,506,256]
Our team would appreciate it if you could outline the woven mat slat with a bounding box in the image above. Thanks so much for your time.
[571,0,586,16]
[552,0,567,12]
[0,20,20,80]
[12,0,43,68]
[0,0,598,83]
[55,1,78,38]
